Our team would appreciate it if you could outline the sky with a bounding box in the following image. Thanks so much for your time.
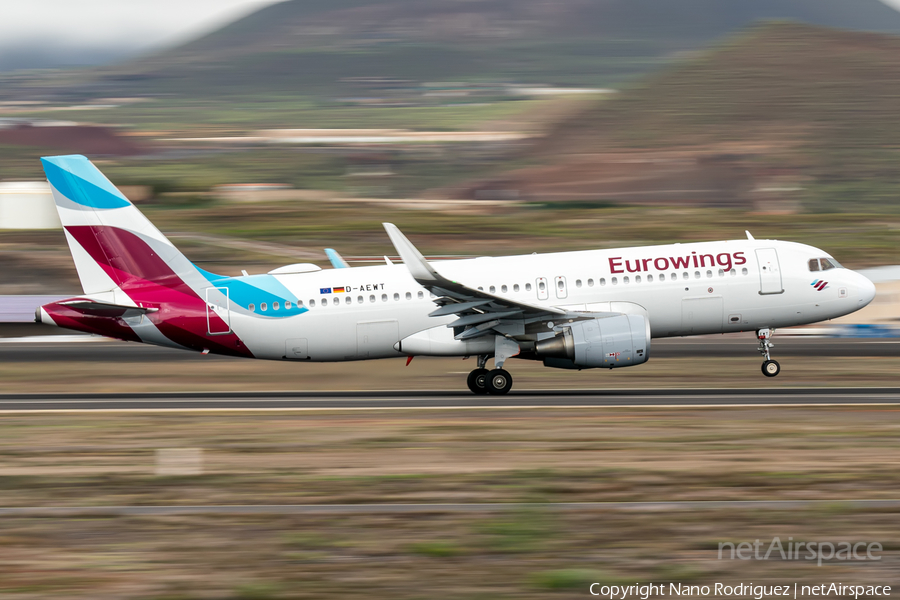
[0,0,280,69]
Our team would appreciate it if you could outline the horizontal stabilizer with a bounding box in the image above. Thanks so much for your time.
[56,299,157,318]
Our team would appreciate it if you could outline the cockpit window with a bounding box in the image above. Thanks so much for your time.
[809,257,841,271]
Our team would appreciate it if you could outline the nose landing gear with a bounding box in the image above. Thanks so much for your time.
[758,328,781,377]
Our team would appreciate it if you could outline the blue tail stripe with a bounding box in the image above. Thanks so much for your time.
[41,155,131,210]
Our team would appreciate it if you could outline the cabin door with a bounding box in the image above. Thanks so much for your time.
[205,287,231,335]
[756,248,784,295]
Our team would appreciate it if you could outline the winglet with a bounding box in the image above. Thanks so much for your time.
[324,248,350,269]
[383,223,440,283]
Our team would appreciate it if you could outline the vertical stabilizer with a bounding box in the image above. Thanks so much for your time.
[41,155,195,296]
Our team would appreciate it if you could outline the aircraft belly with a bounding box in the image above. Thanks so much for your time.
[231,305,433,362]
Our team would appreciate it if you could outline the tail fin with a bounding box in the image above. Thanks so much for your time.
[41,155,205,296]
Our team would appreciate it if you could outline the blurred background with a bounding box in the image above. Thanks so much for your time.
[1,1,900,598]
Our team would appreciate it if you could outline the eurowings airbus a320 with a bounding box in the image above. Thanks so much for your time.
[35,155,876,394]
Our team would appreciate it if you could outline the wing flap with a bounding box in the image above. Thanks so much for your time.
[383,223,565,319]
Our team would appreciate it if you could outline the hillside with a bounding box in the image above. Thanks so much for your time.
[50,0,900,99]
[448,22,900,213]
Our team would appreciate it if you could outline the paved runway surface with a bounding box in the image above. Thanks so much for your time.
[1,387,899,411]
[1,499,898,516]
[1,336,898,362]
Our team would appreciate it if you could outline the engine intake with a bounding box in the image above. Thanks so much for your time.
[535,315,650,369]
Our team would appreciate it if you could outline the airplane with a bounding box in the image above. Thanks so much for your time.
[35,155,876,394]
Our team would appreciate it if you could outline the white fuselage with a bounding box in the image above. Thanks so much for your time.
[226,239,875,362]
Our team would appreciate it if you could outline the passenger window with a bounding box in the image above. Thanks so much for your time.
[717,269,724,277]
[513,284,520,292]
[273,301,280,310]
[612,277,618,285]
[309,300,315,307]
[635,275,641,283]
[587,278,594,287]
[405,292,412,300]
[297,300,304,308]
[742,268,748,275]
[358,296,364,304]
[647,274,653,282]
[706,270,712,278]
[321,298,327,306]
[370,295,376,303]
[478,286,483,291]
[808,259,820,272]
[393,293,399,301]
[600,278,606,286]
[525,283,532,291]
[418,291,424,299]
[694,271,701,279]
[730,269,736,277]
[261,302,268,311]
[683,272,689,280]
[345,296,351,305]
[576,279,582,288]
[285,300,291,309]
[490,285,496,293]
[624,276,630,284]
[659,274,665,282]
[539,281,546,291]
[249,303,255,312]
[382,294,388,302]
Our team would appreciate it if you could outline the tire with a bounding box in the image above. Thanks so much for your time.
[486,369,513,395]
[467,368,489,394]
[762,360,781,377]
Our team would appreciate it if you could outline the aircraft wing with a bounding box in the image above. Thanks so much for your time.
[383,223,564,339]
[324,248,350,269]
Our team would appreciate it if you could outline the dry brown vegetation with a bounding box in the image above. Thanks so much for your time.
[0,406,898,599]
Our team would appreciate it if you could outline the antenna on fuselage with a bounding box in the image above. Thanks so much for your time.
[745,230,755,240]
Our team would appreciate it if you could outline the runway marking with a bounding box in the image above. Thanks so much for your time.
[1,499,898,516]
[0,402,899,414]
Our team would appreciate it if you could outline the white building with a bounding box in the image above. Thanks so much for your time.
[0,181,60,229]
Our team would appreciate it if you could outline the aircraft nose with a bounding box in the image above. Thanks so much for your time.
[857,274,876,308]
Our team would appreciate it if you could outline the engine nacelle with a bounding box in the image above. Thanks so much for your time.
[535,315,650,369]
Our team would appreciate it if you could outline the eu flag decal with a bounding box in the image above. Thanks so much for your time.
[319,287,332,294]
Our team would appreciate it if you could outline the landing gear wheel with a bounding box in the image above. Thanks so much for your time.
[467,368,489,395]
[762,360,781,377]
[486,369,513,395]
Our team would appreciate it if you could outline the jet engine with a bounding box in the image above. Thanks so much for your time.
[534,314,650,370]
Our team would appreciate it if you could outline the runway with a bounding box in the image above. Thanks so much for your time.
[0,336,899,362]
[1,387,899,411]
[1,499,898,516]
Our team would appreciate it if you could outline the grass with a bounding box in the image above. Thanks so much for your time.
[0,407,897,598]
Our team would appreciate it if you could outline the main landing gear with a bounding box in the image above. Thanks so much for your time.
[467,354,514,395]
[758,328,781,377]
